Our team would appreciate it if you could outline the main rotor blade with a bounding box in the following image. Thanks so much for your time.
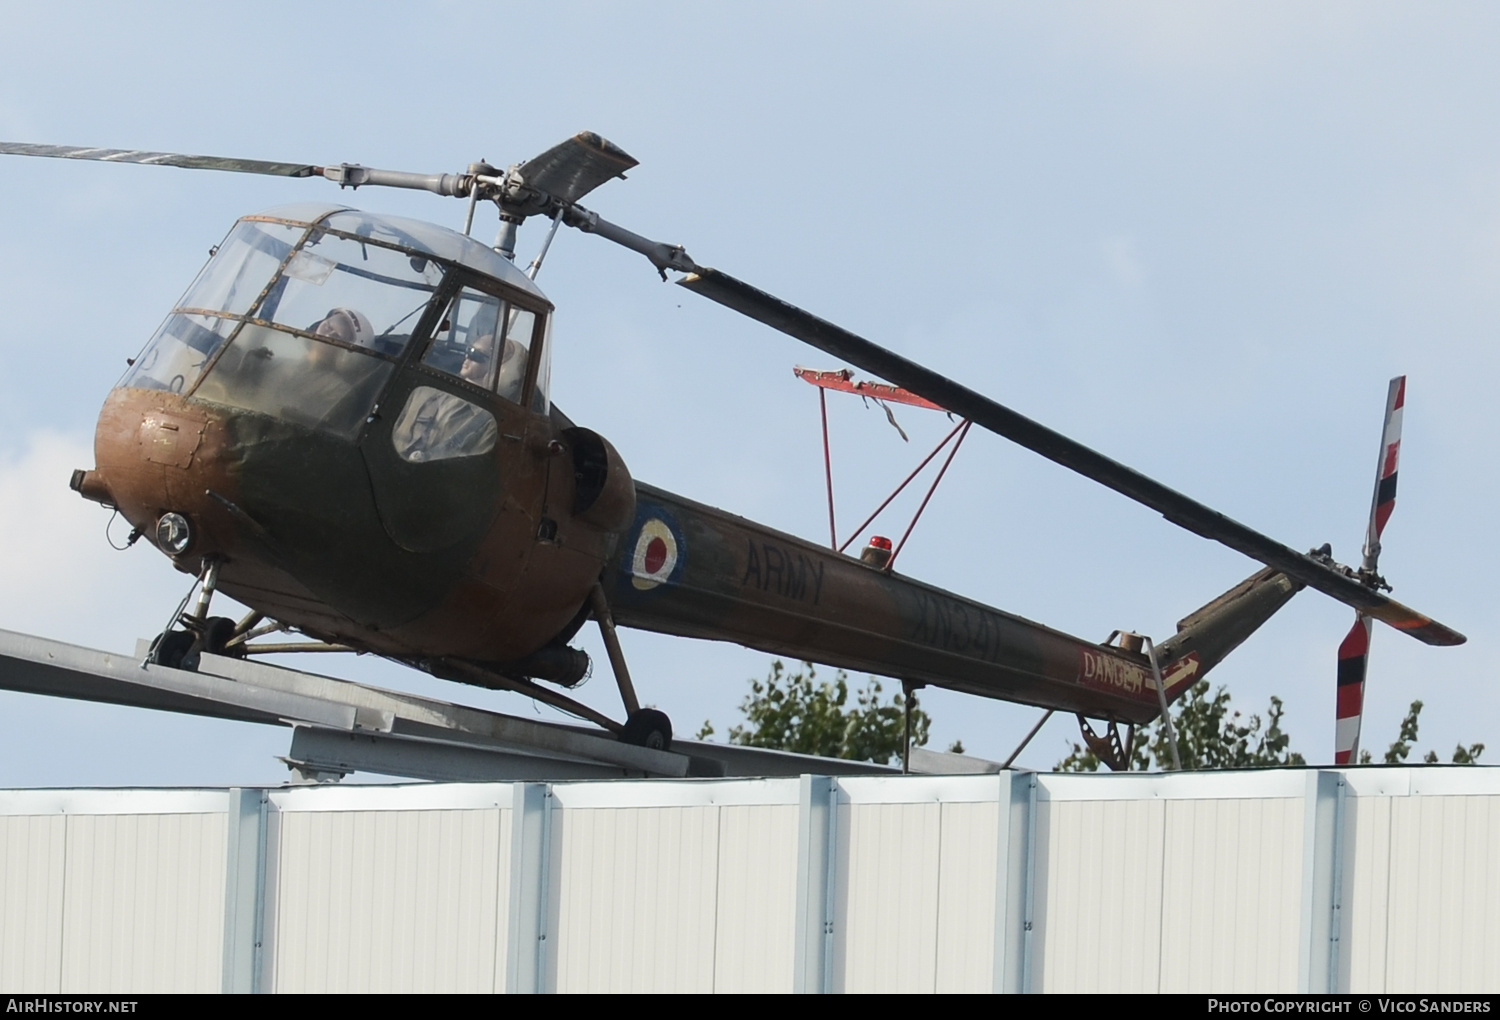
[0,143,472,197]
[677,267,1465,647]
[518,132,637,206]
[0,142,318,178]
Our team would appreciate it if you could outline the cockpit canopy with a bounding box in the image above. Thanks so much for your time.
[120,204,554,438]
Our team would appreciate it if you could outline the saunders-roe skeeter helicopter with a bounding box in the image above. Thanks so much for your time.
[0,133,1464,766]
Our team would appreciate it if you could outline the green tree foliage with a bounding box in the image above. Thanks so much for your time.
[1057,686,1486,773]
[1359,700,1485,765]
[1056,679,1306,772]
[697,660,931,765]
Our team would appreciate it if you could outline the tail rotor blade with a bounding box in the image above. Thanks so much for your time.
[1335,614,1372,765]
[1363,376,1405,572]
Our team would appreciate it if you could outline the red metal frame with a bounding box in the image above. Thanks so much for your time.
[801,366,970,567]
[889,420,971,570]
[820,387,837,550]
[795,367,946,411]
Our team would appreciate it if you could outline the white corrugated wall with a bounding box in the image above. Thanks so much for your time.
[1340,770,1500,993]
[1,768,1497,993]
[546,779,802,993]
[0,791,226,993]
[264,785,511,993]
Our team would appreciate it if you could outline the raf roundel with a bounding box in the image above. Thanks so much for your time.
[631,517,680,591]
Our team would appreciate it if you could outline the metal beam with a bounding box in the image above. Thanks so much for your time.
[195,652,694,777]
[284,726,640,783]
[0,629,354,729]
[0,629,900,782]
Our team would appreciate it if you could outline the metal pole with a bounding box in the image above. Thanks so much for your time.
[902,681,913,774]
[1021,772,1038,993]
[1143,636,1184,771]
[525,209,564,280]
[1002,708,1055,769]
[462,185,480,237]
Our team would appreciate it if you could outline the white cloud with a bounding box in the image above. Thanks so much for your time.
[0,430,187,651]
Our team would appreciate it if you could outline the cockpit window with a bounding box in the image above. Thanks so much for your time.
[117,208,555,442]
[191,323,393,440]
[254,231,444,358]
[420,287,502,384]
[530,314,552,415]
[156,219,449,438]
[420,288,544,407]
[118,313,240,394]
[177,220,304,318]
[119,220,305,395]
[391,386,497,463]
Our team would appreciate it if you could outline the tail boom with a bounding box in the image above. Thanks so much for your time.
[603,483,1302,725]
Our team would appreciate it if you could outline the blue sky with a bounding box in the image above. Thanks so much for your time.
[1,3,1496,784]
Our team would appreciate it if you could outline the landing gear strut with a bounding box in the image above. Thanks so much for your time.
[144,556,245,671]
[591,583,673,751]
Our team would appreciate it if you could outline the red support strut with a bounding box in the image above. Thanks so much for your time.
[819,387,837,550]
[800,366,973,570]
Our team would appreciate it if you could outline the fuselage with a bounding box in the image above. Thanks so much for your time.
[77,204,1301,724]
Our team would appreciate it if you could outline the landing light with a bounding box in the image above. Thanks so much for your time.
[155,512,192,555]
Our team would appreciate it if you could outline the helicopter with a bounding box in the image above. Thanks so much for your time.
[0,133,1465,767]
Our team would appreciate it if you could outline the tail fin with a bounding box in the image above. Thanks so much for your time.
[1152,566,1304,707]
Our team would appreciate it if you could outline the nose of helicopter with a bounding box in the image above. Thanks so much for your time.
[73,383,538,659]
[81,386,245,569]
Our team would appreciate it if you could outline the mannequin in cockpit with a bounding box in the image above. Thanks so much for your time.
[312,307,374,348]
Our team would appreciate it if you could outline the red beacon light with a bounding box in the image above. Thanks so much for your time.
[860,535,893,570]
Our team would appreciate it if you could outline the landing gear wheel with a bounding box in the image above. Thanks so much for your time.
[147,630,194,670]
[182,616,238,672]
[620,709,673,751]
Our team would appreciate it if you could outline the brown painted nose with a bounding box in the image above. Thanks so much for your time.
[84,386,244,567]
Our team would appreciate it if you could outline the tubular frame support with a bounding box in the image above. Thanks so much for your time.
[838,417,967,555]
[436,658,622,734]
[590,583,641,717]
[887,420,971,571]
[1002,708,1054,769]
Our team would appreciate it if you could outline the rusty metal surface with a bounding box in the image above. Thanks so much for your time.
[92,377,605,667]
[603,483,1300,725]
